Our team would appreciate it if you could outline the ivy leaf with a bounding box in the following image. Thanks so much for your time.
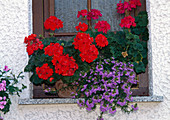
[133,43,143,51]
[135,53,142,61]
[133,62,146,74]
[30,73,43,85]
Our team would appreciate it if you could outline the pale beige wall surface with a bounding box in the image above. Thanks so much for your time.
[0,0,170,120]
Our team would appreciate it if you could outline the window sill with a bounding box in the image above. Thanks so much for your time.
[18,95,163,105]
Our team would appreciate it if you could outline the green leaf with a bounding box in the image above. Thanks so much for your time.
[133,62,146,74]
[30,73,43,85]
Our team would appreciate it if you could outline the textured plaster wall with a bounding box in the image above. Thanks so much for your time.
[0,0,170,120]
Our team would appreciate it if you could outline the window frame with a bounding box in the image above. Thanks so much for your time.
[32,0,149,98]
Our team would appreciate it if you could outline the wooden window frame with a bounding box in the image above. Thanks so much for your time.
[32,0,149,98]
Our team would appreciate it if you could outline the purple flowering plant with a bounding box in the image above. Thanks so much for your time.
[44,87,57,95]
[71,57,138,120]
[0,66,26,119]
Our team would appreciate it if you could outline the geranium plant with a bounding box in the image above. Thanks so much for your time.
[24,0,148,119]
[0,66,26,120]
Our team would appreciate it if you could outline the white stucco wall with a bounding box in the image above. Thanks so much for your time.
[0,0,170,120]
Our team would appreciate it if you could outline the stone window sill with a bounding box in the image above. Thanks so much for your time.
[18,95,163,105]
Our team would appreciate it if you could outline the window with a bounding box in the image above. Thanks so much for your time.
[32,0,148,98]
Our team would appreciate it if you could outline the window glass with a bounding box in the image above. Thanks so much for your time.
[55,0,87,33]
[91,0,124,31]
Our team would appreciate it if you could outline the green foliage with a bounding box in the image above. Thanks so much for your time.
[104,11,149,74]
[24,11,149,86]
[0,68,26,115]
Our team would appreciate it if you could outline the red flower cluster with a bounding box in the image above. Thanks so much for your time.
[94,21,111,34]
[87,9,102,20]
[77,9,102,20]
[80,45,99,63]
[36,63,53,80]
[73,32,99,63]
[116,0,141,14]
[44,16,63,31]
[77,9,88,18]
[52,54,78,76]
[119,15,136,28]
[44,43,63,56]
[24,34,44,55]
[124,1,132,11]
[73,32,93,51]
[75,22,88,32]
[95,34,108,48]
[129,0,141,8]
[24,34,36,44]
[116,1,126,14]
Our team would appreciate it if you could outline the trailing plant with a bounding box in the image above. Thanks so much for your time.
[0,66,26,120]
[72,58,138,119]
[24,0,148,119]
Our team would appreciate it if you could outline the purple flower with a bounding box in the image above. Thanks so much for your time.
[0,116,3,120]
[102,93,110,101]
[86,80,91,83]
[0,81,6,91]
[97,118,104,120]
[97,96,103,103]
[77,100,85,107]
[81,84,88,92]
[92,96,98,103]
[94,73,98,75]
[100,103,109,112]
[117,100,126,106]
[131,105,138,111]
[86,107,92,111]
[125,95,133,102]
[86,100,94,111]
[71,92,78,99]
[122,84,131,94]
[85,91,89,97]
[3,65,10,72]
[82,73,87,78]
[107,96,114,103]
[104,59,109,64]
[0,101,7,105]
[109,107,116,114]
[106,72,113,78]
[96,65,103,71]
[110,89,119,97]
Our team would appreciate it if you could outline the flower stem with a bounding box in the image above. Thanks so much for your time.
[86,19,94,32]
[99,112,104,119]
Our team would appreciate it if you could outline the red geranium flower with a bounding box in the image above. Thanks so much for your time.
[24,34,36,44]
[87,9,102,20]
[80,45,99,63]
[94,21,111,34]
[129,0,136,8]
[119,15,136,28]
[116,1,125,14]
[129,0,141,8]
[75,22,88,32]
[124,1,132,11]
[44,16,63,31]
[52,54,78,76]
[44,43,63,56]
[135,0,142,7]
[36,63,53,80]
[77,9,88,18]
[95,34,108,48]
[24,34,44,55]
[72,32,93,51]
[49,77,54,82]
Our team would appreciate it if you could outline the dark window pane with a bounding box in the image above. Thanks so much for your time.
[55,0,87,33]
[91,0,124,31]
